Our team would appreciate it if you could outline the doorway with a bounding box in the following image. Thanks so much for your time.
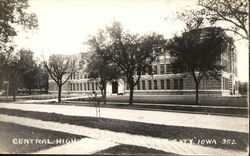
[112,81,118,94]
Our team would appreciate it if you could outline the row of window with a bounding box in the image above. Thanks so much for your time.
[69,82,99,91]
[127,79,184,90]
[70,64,181,81]
[140,64,182,75]
[70,73,88,80]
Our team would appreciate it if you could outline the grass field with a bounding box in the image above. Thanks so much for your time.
[106,95,248,107]
[0,108,248,152]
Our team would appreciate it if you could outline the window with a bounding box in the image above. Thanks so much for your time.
[70,83,72,91]
[92,82,94,90]
[174,79,178,89]
[127,83,129,90]
[174,79,178,90]
[137,82,140,90]
[166,79,170,89]
[153,65,158,74]
[160,80,164,90]
[76,83,79,90]
[80,83,82,90]
[179,78,183,90]
[142,80,145,90]
[87,82,90,90]
[166,64,171,74]
[223,77,230,90]
[84,83,86,90]
[160,64,165,74]
[153,80,157,90]
[73,83,75,91]
[148,80,152,90]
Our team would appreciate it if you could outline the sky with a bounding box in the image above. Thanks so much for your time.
[14,0,249,82]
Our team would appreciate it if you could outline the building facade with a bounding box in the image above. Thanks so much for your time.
[49,50,238,97]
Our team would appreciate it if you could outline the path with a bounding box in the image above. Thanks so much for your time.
[0,114,247,155]
[0,103,248,133]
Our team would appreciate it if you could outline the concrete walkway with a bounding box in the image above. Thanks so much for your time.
[0,114,248,155]
[34,138,118,154]
[0,103,248,133]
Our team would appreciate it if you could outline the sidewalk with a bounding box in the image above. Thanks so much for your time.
[0,114,248,155]
[0,103,248,133]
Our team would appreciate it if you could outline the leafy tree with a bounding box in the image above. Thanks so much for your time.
[238,81,247,95]
[1,46,22,101]
[198,0,249,40]
[90,21,166,105]
[34,64,49,92]
[176,0,249,40]
[18,49,36,93]
[0,0,38,96]
[0,0,38,48]
[44,54,78,103]
[167,27,230,104]
[83,49,121,104]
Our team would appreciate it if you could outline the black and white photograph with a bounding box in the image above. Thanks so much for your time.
[0,0,249,155]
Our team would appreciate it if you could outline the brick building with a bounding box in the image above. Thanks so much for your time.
[48,32,238,97]
[49,50,238,97]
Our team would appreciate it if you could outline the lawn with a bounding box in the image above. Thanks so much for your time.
[0,108,248,152]
[0,122,85,154]
[66,94,248,117]
[105,95,248,107]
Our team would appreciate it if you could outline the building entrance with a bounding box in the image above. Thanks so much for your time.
[112,81,118,94]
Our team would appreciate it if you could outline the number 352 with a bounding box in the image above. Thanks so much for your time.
[222,139,236,145]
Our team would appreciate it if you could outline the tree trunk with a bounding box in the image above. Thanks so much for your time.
[103,86,107,105]
[129,85,134,105]
[195,82,199,104]
[12,85,16,102]
[58,85,62,103]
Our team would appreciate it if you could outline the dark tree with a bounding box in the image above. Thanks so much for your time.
[0,0,38,48]
[83,49,120,104]
[44,54,78,103]
[167,27,230,104]
[0,0,38,97]
[198,0,249,40]
[176,0,249,40]
[18,49,36,93]
[1,47,22,101]
[89,21,166,105]
[34,64,49,92]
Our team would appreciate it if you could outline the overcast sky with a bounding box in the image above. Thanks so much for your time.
[14,0,249,82]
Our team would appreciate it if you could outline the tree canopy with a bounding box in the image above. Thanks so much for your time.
[167,27,230,104]
[44,54,79,103]
[0,0,38,48]
[176,0,249,40]
[198,0,249,40]
[83,50,120,104]
[87,21,167,105]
